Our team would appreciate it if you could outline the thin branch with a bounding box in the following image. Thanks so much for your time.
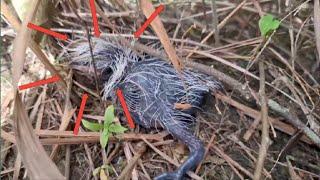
[253,59,270,179]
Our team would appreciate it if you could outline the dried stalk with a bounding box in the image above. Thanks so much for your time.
[117,142,147,180]
[253,60,270,179]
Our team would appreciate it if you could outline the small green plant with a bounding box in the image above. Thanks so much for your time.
[82,105,127,148]
[259,14,280,37]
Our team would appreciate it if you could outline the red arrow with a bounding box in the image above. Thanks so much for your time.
[19,75,60,90]
[73,94,89,135]
[134,4,164,38]
[116,89,135,128]
[27,23,68,40]
[89,0,101,37]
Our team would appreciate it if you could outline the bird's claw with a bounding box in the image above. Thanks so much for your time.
[154,171,183,180]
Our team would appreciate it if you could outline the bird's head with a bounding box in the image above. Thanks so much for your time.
[67,39,139,99]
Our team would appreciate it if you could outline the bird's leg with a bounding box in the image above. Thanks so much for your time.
[155,125,205,180]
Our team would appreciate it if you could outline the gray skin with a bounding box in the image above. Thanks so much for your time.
[69,39,220,180]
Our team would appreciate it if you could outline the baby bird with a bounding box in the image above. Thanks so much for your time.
[69,39,220,179]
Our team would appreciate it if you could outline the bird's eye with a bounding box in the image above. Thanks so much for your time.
[101,68,113,82]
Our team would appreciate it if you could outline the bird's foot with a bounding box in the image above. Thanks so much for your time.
[154,171,183,180]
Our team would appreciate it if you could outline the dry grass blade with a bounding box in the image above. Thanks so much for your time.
[11,1,37,90]
[139,0,182,72]
[13,94,65,179]
[10,0,65,179]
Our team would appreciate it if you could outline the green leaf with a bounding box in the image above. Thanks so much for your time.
[104,105,115,127]
[82,119,103,132]
[259,14,280,37]
[100,128,109,149]
[109,124,128,134]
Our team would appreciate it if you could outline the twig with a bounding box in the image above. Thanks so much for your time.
[269,130,304,173]
[35,89,46,131]
[213,145,254,179]
[93,0,119,33]
[1,130,166,145]
[186,0,247,58]
[214,93,313,144]
[211,0,220,46]
[117,142,147,180]
[286,158,303,180]
[314,0,320,57]
[243,115,262,141]
[268,100,320,148]
[186,59,319,147]
[50,71,75,159]
[61,11,135,18]
[84,143,98,180]
[253,59,270,180]
[195,134,216,174]
[277,76,320,135]
[50,29,213,49]
[65,145,71,180]
[184,60,253,100]
[142,138,203,180]
[124,142,138,180]
[267,157,320,178]
[69,0,103,105]
[29,82,46,122]
[228,135,272,178]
